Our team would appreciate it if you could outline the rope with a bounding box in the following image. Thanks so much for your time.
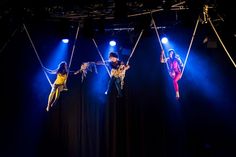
[126,29,144,65]
[68,25,80,69]
[181,16,200,78]
[208,18,236,68]
[92,38,123,92]
[150,11,170,71]
[63,24,80,87]
[150,11,163,50]
[92,38,111,77]
[23,24,53,87]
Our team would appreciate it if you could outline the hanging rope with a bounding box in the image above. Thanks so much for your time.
[126,29,144,65]
[23,24,53,87]
[62,24,81,87]
[181,16,200,78]
[150,11,163,50]
[150,11,170,71]
[92,38,122,92]
[208,18,236,68]
[68,25,80,69]
[92,38,111,77]
[92,30,144,91]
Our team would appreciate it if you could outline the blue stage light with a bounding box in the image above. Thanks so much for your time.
[109,40,116,46]
[62,39,69,43]
[161,37,168,44]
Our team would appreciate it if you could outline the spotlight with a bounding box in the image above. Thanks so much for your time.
[62,39,69,43]
[109,40,116,46]
[161,37,168,44]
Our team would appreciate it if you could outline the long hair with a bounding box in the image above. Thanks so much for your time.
[168,49,176,59]
[168,49,183,69]
[57,61,68,75]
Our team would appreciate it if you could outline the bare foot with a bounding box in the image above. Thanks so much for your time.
[46,106,50,112]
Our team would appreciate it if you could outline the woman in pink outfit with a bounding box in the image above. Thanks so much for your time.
[160,49,183,99]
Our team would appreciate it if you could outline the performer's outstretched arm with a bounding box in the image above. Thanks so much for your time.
[43,66,57,74]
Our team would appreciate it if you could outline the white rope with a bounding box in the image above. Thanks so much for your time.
[126,29,144,65]
[92,38,111,77]
[208,18,236,68]
[23,24,53,87]
[92,38,125,92]
[68,25,80,69]
[150,11,170,71]
[93,29,144,91]
[181,16,200,78]
[63,25,80,87]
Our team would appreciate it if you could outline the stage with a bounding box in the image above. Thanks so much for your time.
[0,1,236,157]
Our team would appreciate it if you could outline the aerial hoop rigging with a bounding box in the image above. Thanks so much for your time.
[23,23,80,87]
[181,5,236,78]
[23,24,53,87]
[126,29,144,65]
[208,16,236,68]
[151,10,189,100]
[180,16,200,78]
[151,5,235,100]
[91,29,143,93]
[65,24,80,84]
[92,28,144,77]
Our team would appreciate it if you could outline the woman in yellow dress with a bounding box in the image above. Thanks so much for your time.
[44,61,68,111]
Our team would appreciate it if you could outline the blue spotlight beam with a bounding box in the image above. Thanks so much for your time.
[181,17,200,78]
[23,23,53,87]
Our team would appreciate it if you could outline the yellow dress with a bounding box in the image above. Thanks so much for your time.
[54,73,67,85]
